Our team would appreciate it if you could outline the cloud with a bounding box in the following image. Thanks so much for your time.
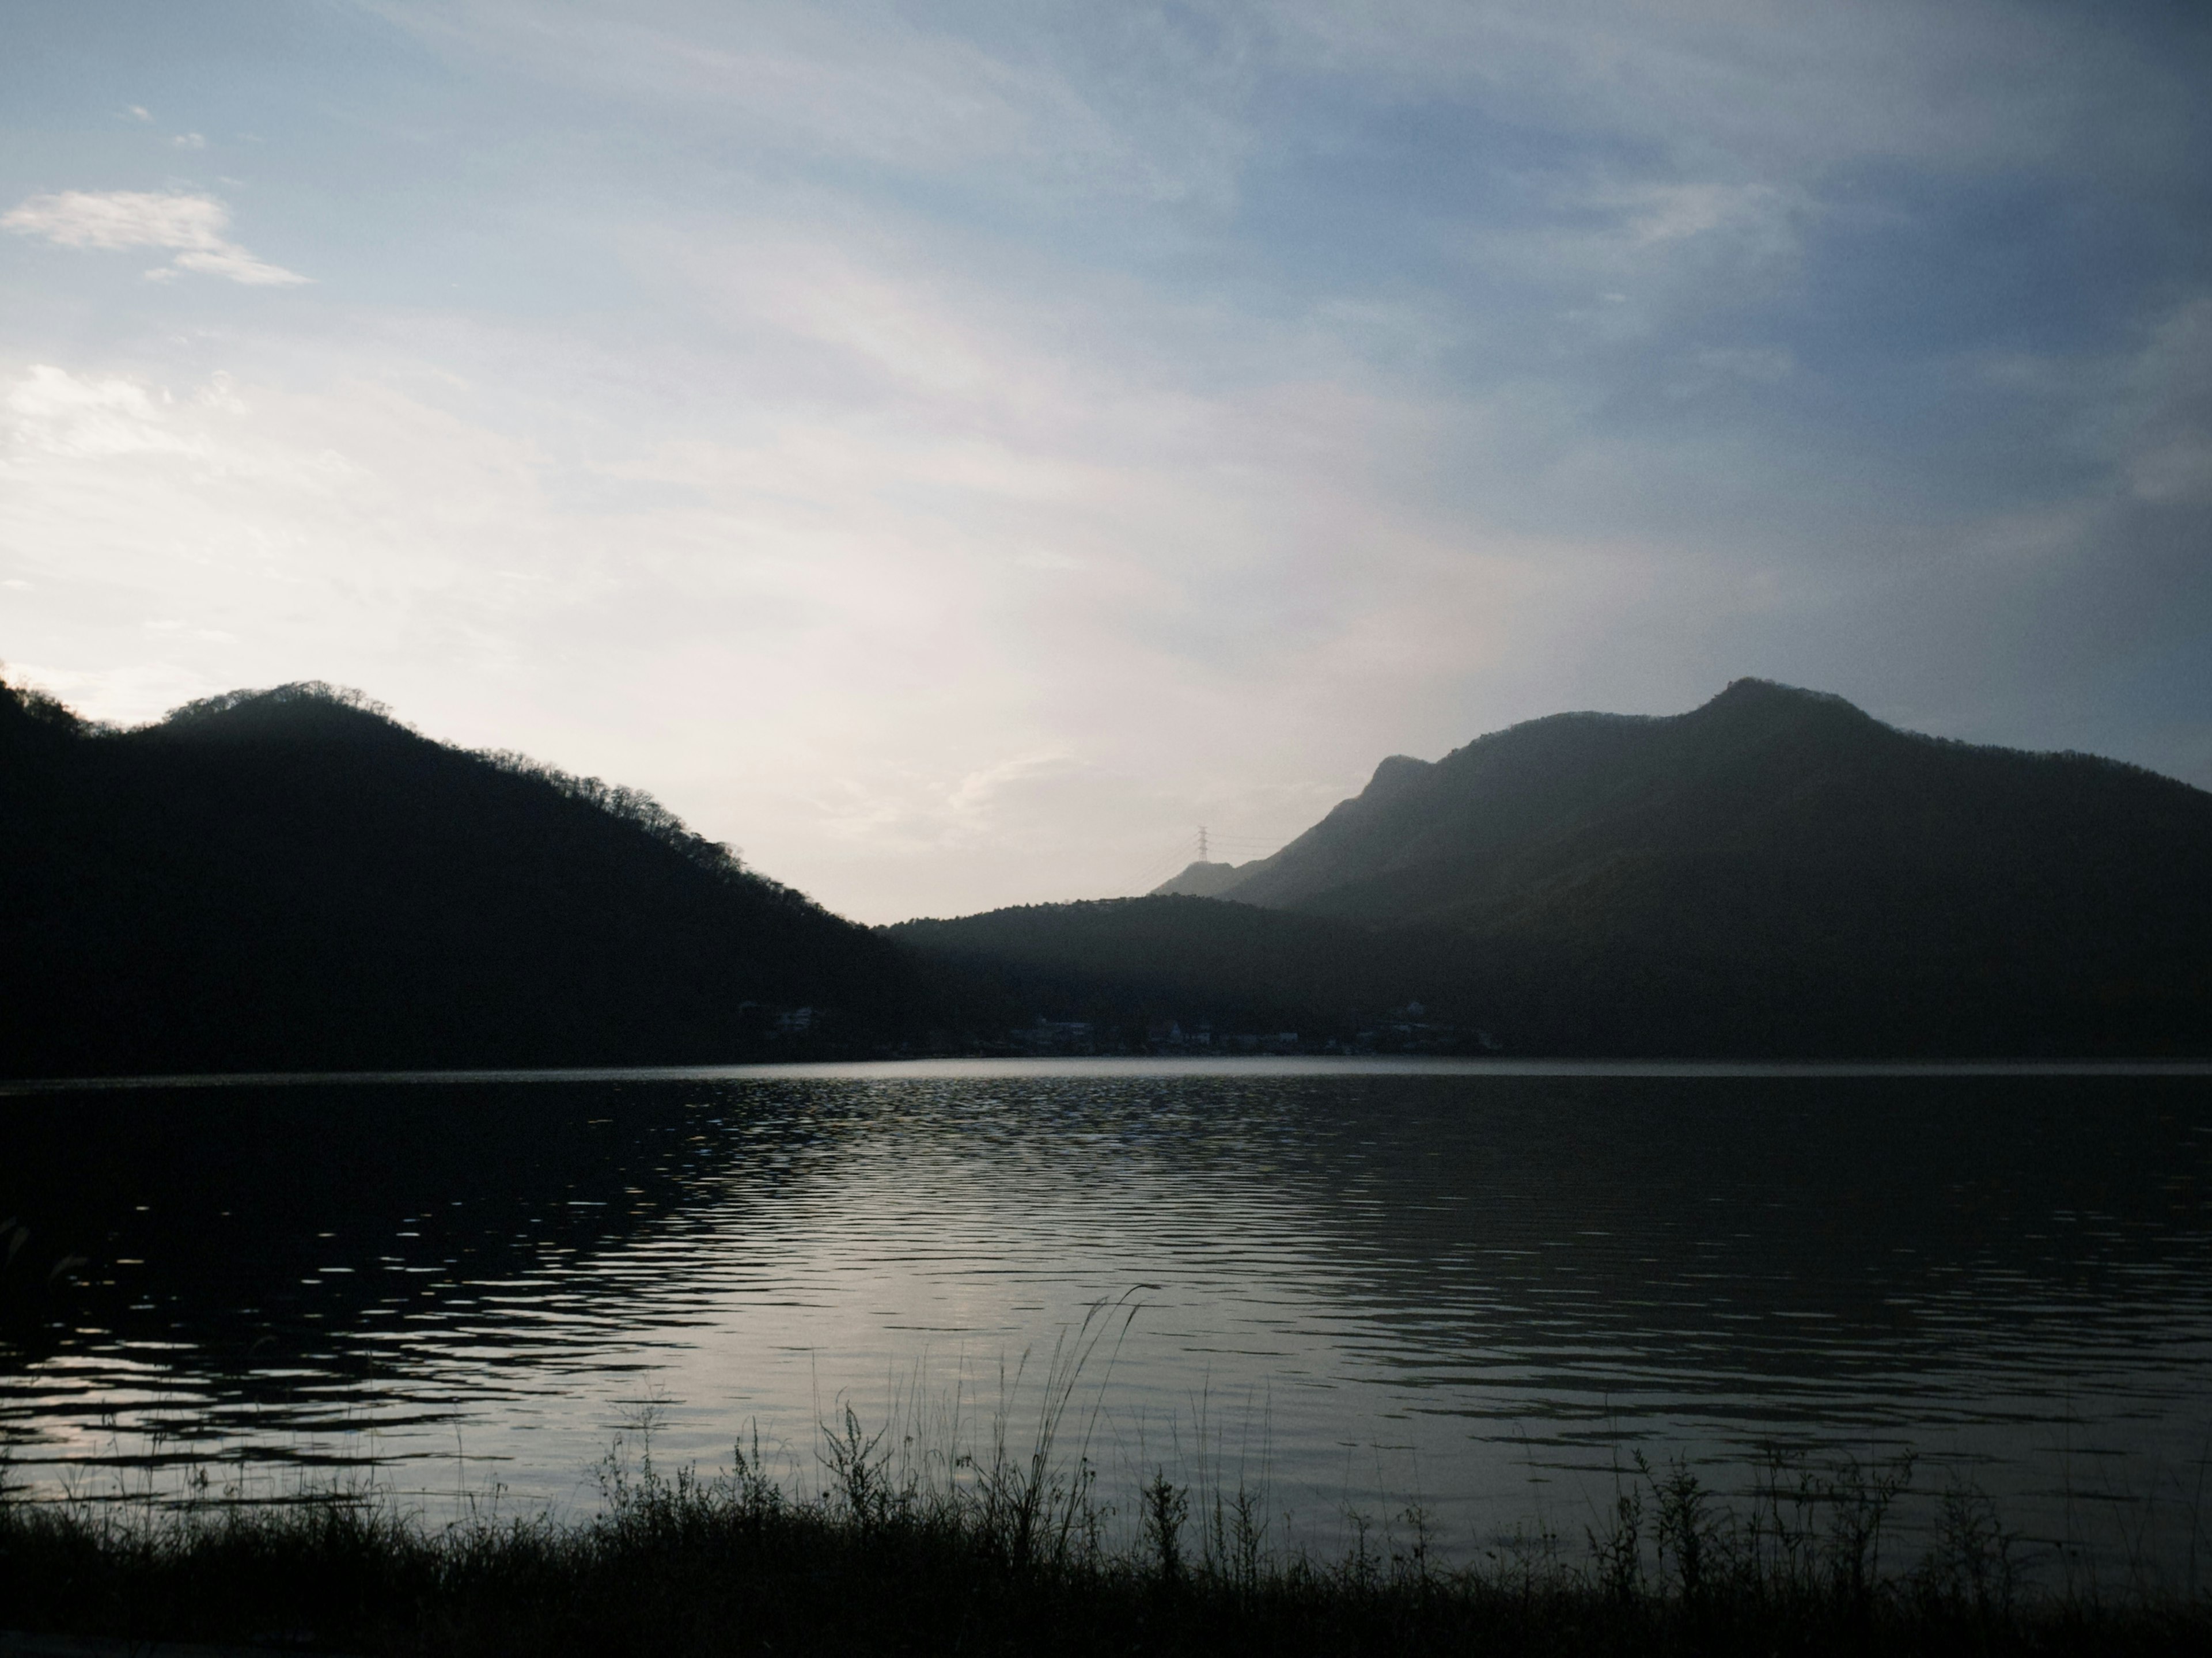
[1,191,308,286]
[3,658,226,718]
[5,191,228,251]
[1266,0,2193,183]
[1613,183,1791,249]
[171,132,206,150]
[2116,295,2212,506]
[376,1,1254,212]
[4,2,2207,920]
[5,365,211,459]
[0,272,1486,920]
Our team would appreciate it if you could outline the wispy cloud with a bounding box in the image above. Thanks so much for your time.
[1,191,308,286]
[5,365,211,460]
[2113,295,2212,506]
[378,1,1254,211]
[3,1,2207,916]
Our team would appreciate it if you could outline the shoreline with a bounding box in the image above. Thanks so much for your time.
[8,1054,2212,1094]
[5,1445,2209,1657]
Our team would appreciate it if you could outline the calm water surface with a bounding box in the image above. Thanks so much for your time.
[5,1063,2210,1578]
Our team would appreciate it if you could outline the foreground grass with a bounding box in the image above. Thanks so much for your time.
[4,1429,2210,1658]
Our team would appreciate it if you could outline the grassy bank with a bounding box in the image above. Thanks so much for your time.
[5,1424,2209,1658]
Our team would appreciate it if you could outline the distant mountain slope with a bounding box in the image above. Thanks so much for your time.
[1149,860,1251,898]
[888,896,1476,1044]
[1188,680,2212,1054]
[0,677,911,1076]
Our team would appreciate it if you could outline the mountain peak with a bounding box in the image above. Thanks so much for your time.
[6,677,905,1074]
[1175,678,2212,1054]
[1365,753,1434,797]
[1699,677,1874,720]
[151,682,420,746]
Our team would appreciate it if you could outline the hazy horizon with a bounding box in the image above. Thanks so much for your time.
[5,2,2209,923]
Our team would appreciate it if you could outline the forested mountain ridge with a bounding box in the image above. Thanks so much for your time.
[1187,680,2211,920]
[9,671,2207,1073]
[0,676,912,1076]
[887,896,1480,1049]
[1138,680,2212,1054]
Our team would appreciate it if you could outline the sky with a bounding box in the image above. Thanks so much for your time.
[3,1,2209,923]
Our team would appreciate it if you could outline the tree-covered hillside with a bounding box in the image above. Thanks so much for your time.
[889,896,1484,1048]
[12,670,2207,1072]
[0,676,913,1075]
[1107,678,2212,1056]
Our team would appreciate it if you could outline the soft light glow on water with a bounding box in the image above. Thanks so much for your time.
[4,1068,2209,1579]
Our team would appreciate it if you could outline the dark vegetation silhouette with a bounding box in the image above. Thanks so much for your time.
[8,671,2211,1072]
[5,1402,2207,1657]
[889,896,1490,1050]
[917,682,2212,1056]
[0,674,913,1075]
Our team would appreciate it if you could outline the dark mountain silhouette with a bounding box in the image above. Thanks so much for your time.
[11,671,2207,1071]
[0,676,912,1076]
[889,896,1482,1048]
[1075,679,2212,1056]
[1179,679,2211,919]
[1151,860,1249,898]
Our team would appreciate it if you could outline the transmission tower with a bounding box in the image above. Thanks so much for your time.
[1199,825,1209,862]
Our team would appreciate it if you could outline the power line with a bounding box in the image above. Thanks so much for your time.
[1119,841,1203,895]
[1112,826,1288,898]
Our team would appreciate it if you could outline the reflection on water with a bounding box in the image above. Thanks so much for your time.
[3,1066,2210,1577]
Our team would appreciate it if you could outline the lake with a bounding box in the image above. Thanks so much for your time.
[5,1061,2210,1586]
